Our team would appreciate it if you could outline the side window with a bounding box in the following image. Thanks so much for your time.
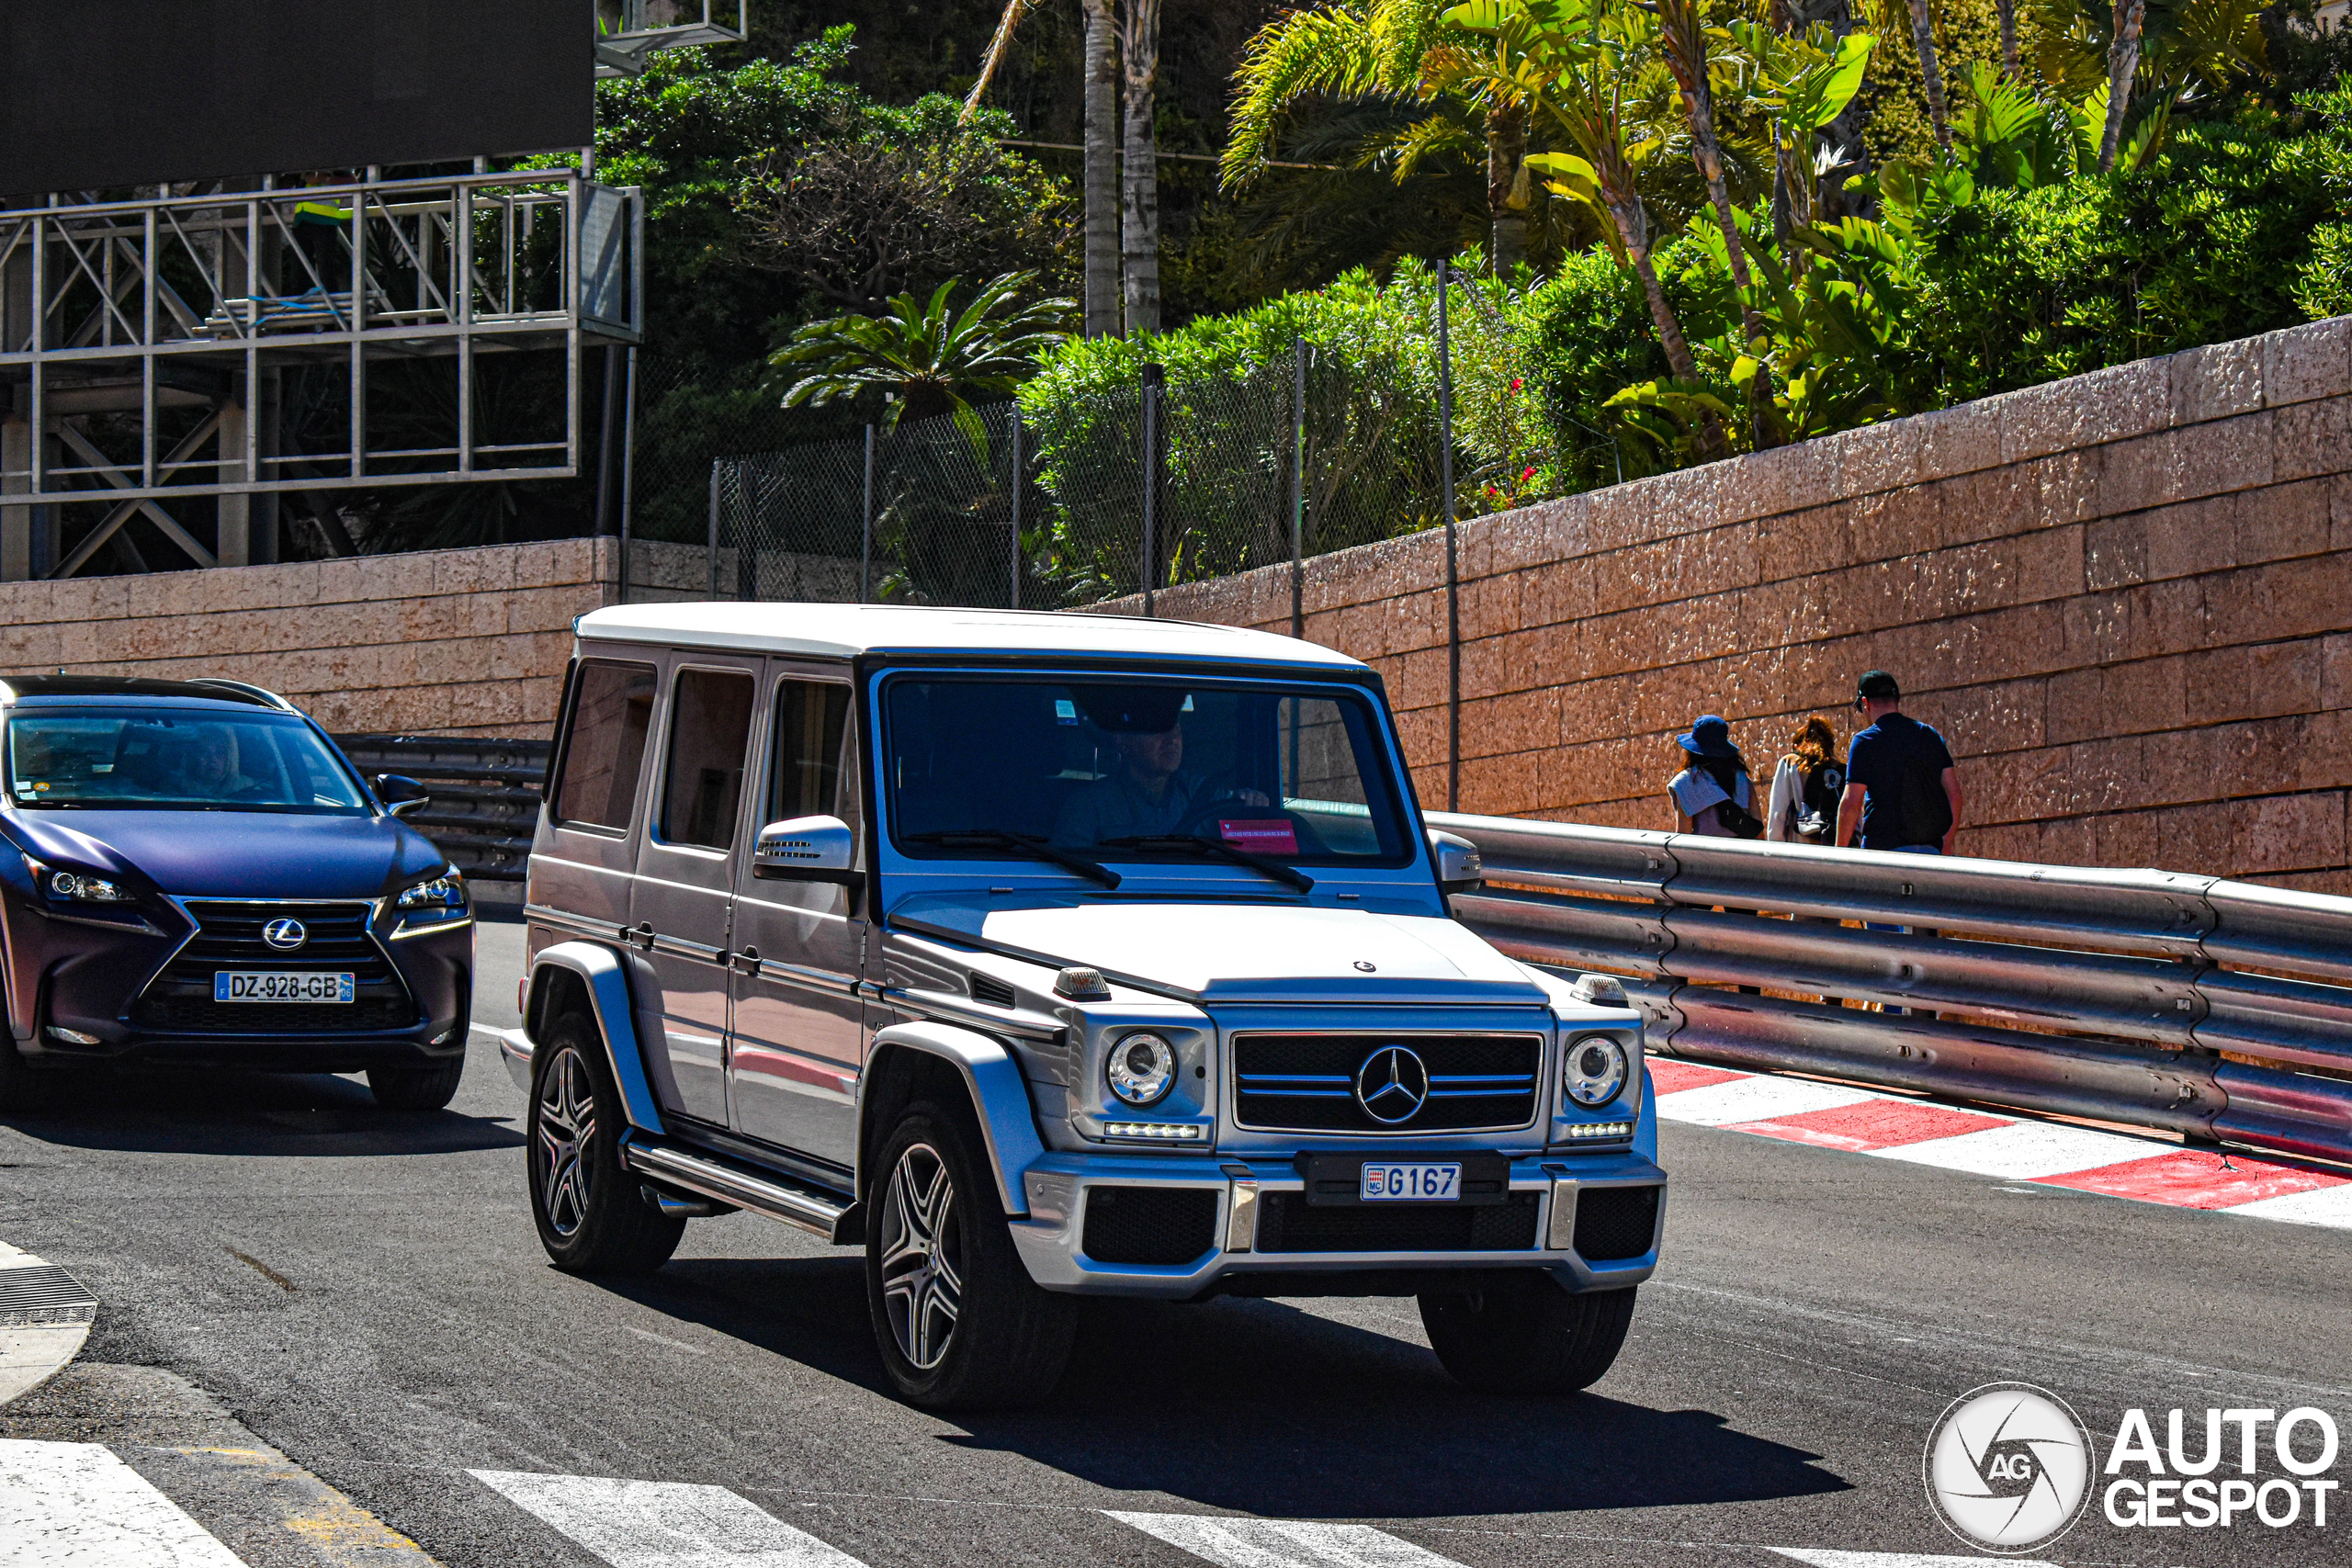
[553,659,657,830]
[769,680,852,827]
[660,668,756,850]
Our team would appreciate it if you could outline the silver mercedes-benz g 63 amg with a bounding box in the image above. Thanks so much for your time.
[505,604,1664,1408]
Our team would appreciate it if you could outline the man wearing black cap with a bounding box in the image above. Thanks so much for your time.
[1050,686,1268,846]
[1836,671,1963,856]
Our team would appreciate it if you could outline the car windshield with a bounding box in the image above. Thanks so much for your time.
[884,676,1414,866]
[4,708,370,814]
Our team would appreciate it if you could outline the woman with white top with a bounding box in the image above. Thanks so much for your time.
[1764,715,1846,843]
[1666,715,1756,836]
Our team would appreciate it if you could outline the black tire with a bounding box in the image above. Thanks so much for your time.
[527,1016,683,1274]
[1419,1276,1636,1393]
[865,1101,1075,1411]
[367,1056,465,1111]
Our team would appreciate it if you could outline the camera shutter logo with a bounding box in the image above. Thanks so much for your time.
[1924,1382,2095,1552]
[1354,1045,1429,1123]
[262,918,308,952]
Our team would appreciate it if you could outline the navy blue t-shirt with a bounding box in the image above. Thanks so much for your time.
[1846,713,1956,850]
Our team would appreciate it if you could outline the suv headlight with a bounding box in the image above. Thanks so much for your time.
[1105,1032,1177,1107]
[49,870,132,903]
[397,871,468,911]
[1563,1033,1629,1108]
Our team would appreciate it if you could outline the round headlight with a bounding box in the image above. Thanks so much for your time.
[1105,1032,1177,1107]
[1563,1033,1629,1108]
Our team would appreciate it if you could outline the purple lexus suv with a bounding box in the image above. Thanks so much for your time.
[0,675,474,1110]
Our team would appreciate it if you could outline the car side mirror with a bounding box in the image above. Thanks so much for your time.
[375,774,430,818]
[1428,829,1484,896]
[753,815,861,885]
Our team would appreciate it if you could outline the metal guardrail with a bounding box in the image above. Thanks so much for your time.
[1427,811,2352,1168]
[333,735,549,884]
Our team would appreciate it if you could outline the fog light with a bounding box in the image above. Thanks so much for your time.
[1561,1120,1634,1140]
[45,1025,99,1045]
[1101,1121,1204,1141]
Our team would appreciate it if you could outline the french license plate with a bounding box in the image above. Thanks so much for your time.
[1360,1160,1462,1201]
[214,971,354,1003]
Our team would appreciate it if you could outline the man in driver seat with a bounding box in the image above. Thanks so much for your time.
[1051,687,1262,846]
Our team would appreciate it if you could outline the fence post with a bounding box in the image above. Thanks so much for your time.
[1140,362,1164,615]
[1009,412,1023,611]
[707,461,719,599]
[1437,262,1460,814]
[1291,336,1306,642]
[860,422,875,603]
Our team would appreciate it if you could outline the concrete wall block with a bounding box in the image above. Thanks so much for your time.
[2236,475,2335,566]
[2096,429,2188,517]
[2324,631,2352,710]
[2180,641,2325,726]
[2202,553,2352,649]
[1754,502,1856,582]
[2235,790,2347,875]
[1913,399,2006,482]
[2171,337,2266,426]
[1828,419,1921,498]
[2339,472,2352,550]
[2175,411,2275,502]
[2270,394,2351,486]
[2028,448,2104,528]
[2262,315,2352,408]
[2000,357,2171,464]
[1928,674,2049,758]
[2137,493,2239,582]
[1458,571,1522,644]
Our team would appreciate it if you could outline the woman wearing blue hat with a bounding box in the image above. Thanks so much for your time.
[1668,715,1762,838]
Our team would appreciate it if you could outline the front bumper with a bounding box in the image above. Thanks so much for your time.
[1009,1147,1667,1300]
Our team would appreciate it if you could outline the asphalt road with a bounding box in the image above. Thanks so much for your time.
[2,908,2347,1567]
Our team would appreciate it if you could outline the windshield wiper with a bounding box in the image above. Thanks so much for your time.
[1102,833,1315,894]
[903,829,1122,889]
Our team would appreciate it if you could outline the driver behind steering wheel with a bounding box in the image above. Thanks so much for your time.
[1051,686,1267,847]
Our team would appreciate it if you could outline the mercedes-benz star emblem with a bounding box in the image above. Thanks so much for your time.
[1355,1045,1429,1124]
[262,918,309,952]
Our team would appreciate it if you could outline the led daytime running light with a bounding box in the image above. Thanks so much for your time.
[1102,1122,1204,1141]
[1561,1120,1634,1140]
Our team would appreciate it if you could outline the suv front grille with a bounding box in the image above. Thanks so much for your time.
[1233,1033,1543,1134]
[1254,1191,1540,1253]
[131,901,416,1034]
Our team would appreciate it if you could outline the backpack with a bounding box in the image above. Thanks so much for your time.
[1789,758,1845,843]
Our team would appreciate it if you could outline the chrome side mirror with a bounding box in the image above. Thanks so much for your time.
[753,815,860,884]
[1428,829,1484,895]
[375,773,430,818]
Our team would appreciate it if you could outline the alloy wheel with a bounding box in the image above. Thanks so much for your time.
[877,1142,962,1370]
[536,1045,595,1237]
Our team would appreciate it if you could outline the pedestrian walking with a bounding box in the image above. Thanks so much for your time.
[1835,671,1963,855]
[1764,716,1846,844]
[1668,716,1762,838]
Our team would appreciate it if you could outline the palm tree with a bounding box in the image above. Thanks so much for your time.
[1226,0,1537,274]
[1642,0,1770,356]
[2098,0,2147,171]
[769,274,1077,457]
[1898,0,1954,152]
[965,0,1124,335]
[1122,0,1165,333]
[1442,0,1729,457]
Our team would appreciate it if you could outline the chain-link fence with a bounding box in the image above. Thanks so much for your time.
[704,343,1449,611]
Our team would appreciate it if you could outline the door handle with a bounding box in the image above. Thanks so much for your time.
[631,921,656,951]
[732,945,761,976]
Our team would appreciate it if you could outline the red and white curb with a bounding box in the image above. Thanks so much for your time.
[1651,1057,2352,1228]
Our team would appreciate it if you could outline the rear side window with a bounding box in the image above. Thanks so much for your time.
[660,668,756,849]
[553,659,656,830]
[770,681,852,825]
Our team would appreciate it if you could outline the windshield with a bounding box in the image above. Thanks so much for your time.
[5,708,371,814]
[884,676,1414,867]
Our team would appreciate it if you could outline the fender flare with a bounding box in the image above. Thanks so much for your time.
[524,940,666,1134]
[859,1021,1044,1217]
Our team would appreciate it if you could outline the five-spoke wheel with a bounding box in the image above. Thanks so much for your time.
[876,1142,963,1371]
[535,1043,596,1238]
[526,1016,683,1274]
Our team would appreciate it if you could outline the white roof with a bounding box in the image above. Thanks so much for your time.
[573,602,1366,671]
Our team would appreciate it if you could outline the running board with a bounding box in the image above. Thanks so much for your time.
[622,1139,854,1243]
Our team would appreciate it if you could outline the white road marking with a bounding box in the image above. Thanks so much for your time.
[1770,1551,2064,1568]
[0,1438,247,1567]
[1105,1511,1471,1568]
[2224,1181,2352,1227]
[1866,1119,2164,1179]
[470,1471,867,1567]
[1653,1076,1880,1127]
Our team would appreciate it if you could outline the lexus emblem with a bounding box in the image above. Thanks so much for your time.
[1355,1045,1429,1124]
[261,918,308,951]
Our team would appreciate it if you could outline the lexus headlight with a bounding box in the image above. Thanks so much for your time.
[397,871,468,910]
[1105,1032,1177,1107]
[1563,1033,1629,1109]
[49,870,131,903]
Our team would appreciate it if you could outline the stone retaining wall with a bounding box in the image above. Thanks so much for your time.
[1131,316,2352,892]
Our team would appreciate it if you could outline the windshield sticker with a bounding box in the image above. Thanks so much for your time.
[1219,818,1298,854]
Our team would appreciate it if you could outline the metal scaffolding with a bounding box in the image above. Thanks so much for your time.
[0,170,641,579]
[594,1,748,77]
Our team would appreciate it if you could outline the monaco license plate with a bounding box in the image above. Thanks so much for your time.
[214,971,354,1004]
[1360,1160,1462,1201]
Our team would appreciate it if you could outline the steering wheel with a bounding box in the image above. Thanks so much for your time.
[1171,775,1273,836]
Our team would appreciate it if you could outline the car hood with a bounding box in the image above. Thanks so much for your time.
[1,809,446,900]
[891,897,1551,1004]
